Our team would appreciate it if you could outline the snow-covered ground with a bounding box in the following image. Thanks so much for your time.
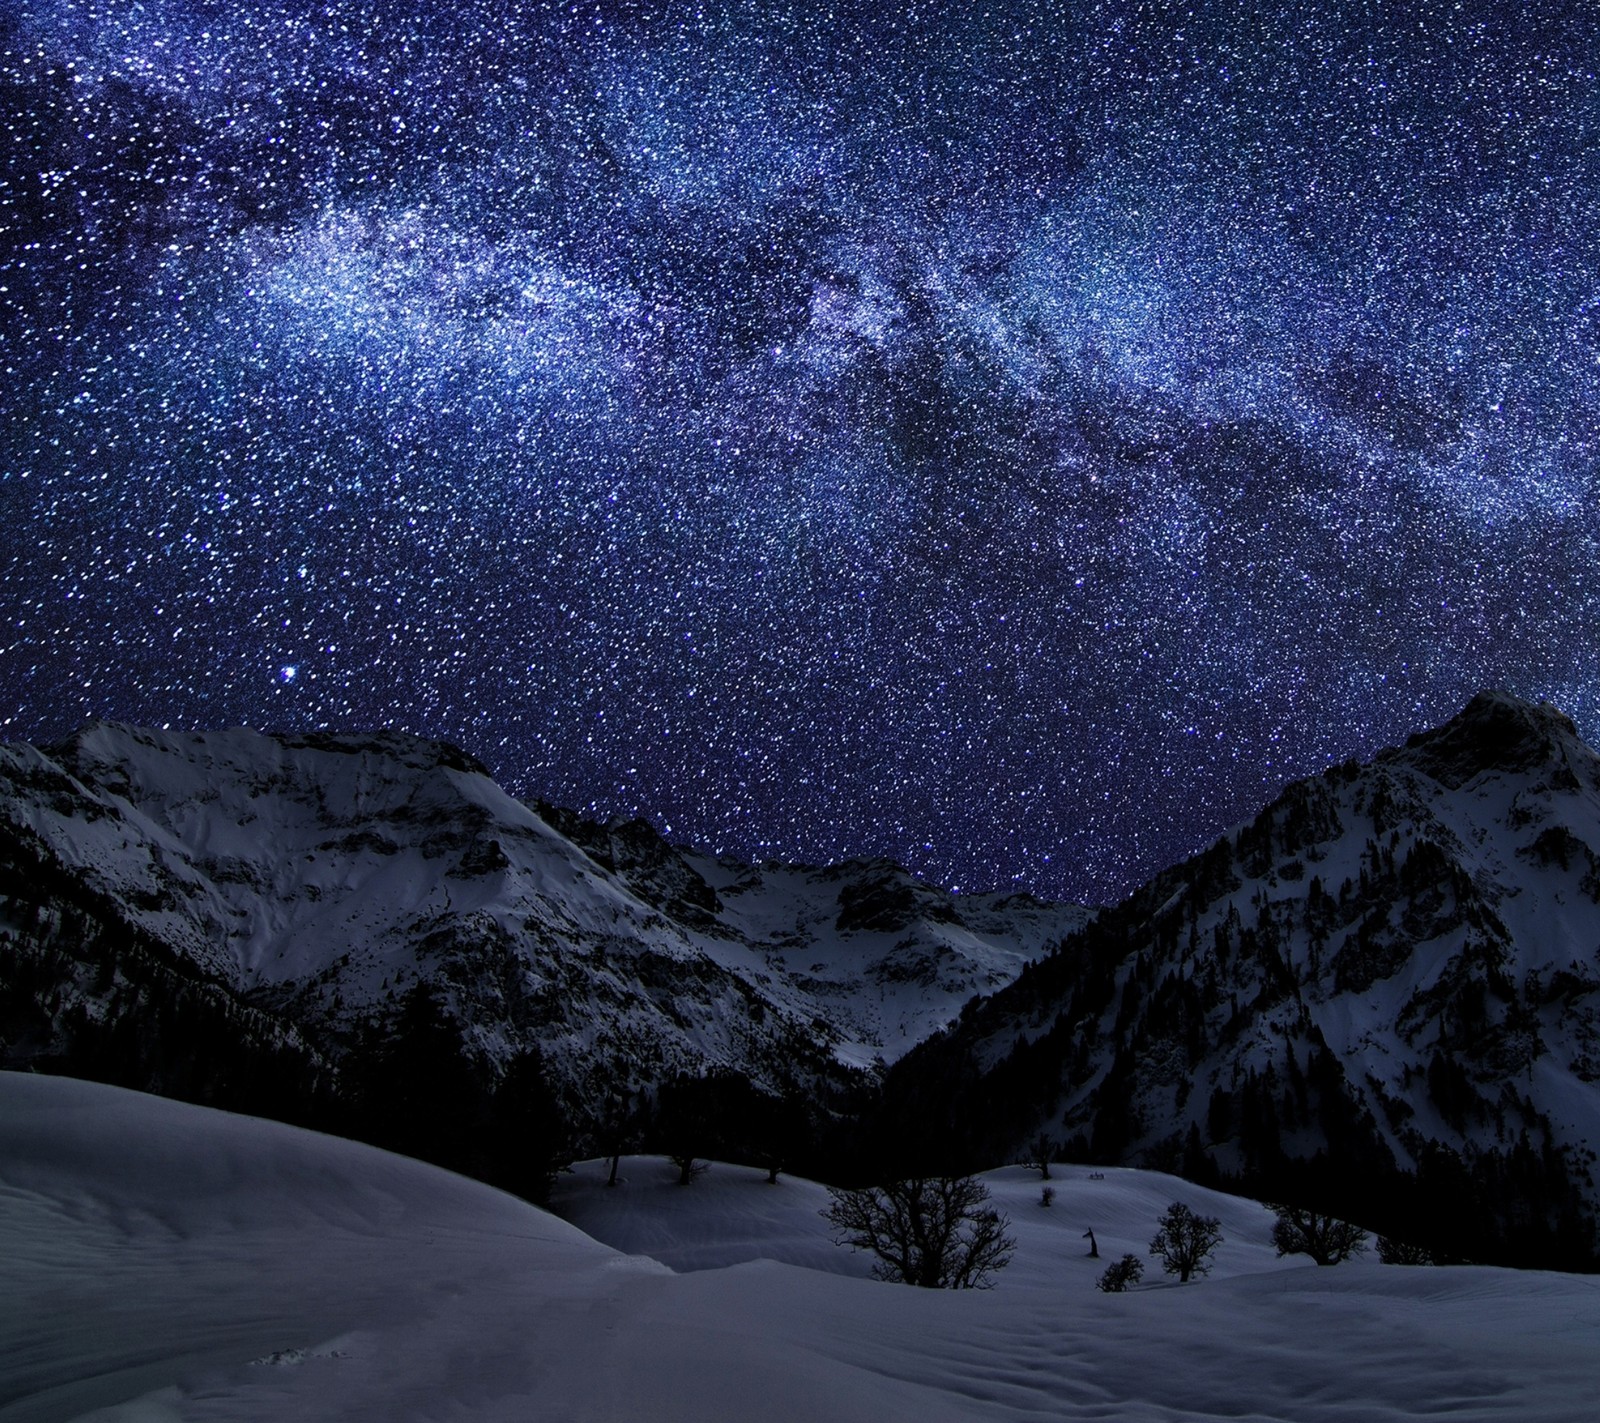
[553,1154,1302,1288]
[6,1072,1600,1422]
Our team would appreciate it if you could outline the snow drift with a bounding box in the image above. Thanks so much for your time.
[5,1072,1600,1422]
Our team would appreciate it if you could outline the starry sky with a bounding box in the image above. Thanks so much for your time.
[3,1,1598,904]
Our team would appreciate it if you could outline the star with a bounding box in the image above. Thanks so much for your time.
[4,1,1596,903]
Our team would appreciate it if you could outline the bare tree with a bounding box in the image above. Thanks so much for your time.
[823,1176,1016,1289]
[1022,1131,1058,1180]
[1271,1204,1367,1265]
[747,1089,809,1185]
[1149,1201,1223,1282]
[1082,1227,1099,1258]
[596,1088,643,1187]
[656,1073,712,1185]
[668,1151,707,1186]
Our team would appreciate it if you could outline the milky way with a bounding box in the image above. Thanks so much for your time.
[4,1,1598,902]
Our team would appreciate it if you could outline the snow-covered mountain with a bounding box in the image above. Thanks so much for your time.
[882,692,1600,1266]
[8,1072,1600,1422]
[0,721,1087,1124]
[7,694,1600,1265]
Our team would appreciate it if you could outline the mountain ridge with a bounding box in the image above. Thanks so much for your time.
[0,717,1088,1131]
[872,689,1600,1266]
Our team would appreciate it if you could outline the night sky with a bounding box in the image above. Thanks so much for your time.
[3,1,1597,904]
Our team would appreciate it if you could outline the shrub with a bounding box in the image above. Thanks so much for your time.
[1377,1235,1440,1266]
[1097,1254,1145,1292]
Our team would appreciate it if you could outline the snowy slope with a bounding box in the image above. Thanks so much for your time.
[0,722,1088,1108]
[552,1153,1303,1286]
[6,1073,1600,1423]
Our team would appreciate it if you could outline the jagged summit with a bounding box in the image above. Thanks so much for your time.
[1390,690,1589,790]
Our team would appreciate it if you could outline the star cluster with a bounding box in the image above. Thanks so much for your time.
[4,0,1598,902]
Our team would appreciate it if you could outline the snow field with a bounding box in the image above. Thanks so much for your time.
[6,1072,1600,1422]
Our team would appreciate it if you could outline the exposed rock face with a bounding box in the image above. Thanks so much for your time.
[1397,692,1586,791]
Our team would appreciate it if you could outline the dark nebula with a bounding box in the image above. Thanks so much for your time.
[4,1,1597,901]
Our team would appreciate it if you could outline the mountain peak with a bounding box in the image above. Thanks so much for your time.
[1394,690,1582,789]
